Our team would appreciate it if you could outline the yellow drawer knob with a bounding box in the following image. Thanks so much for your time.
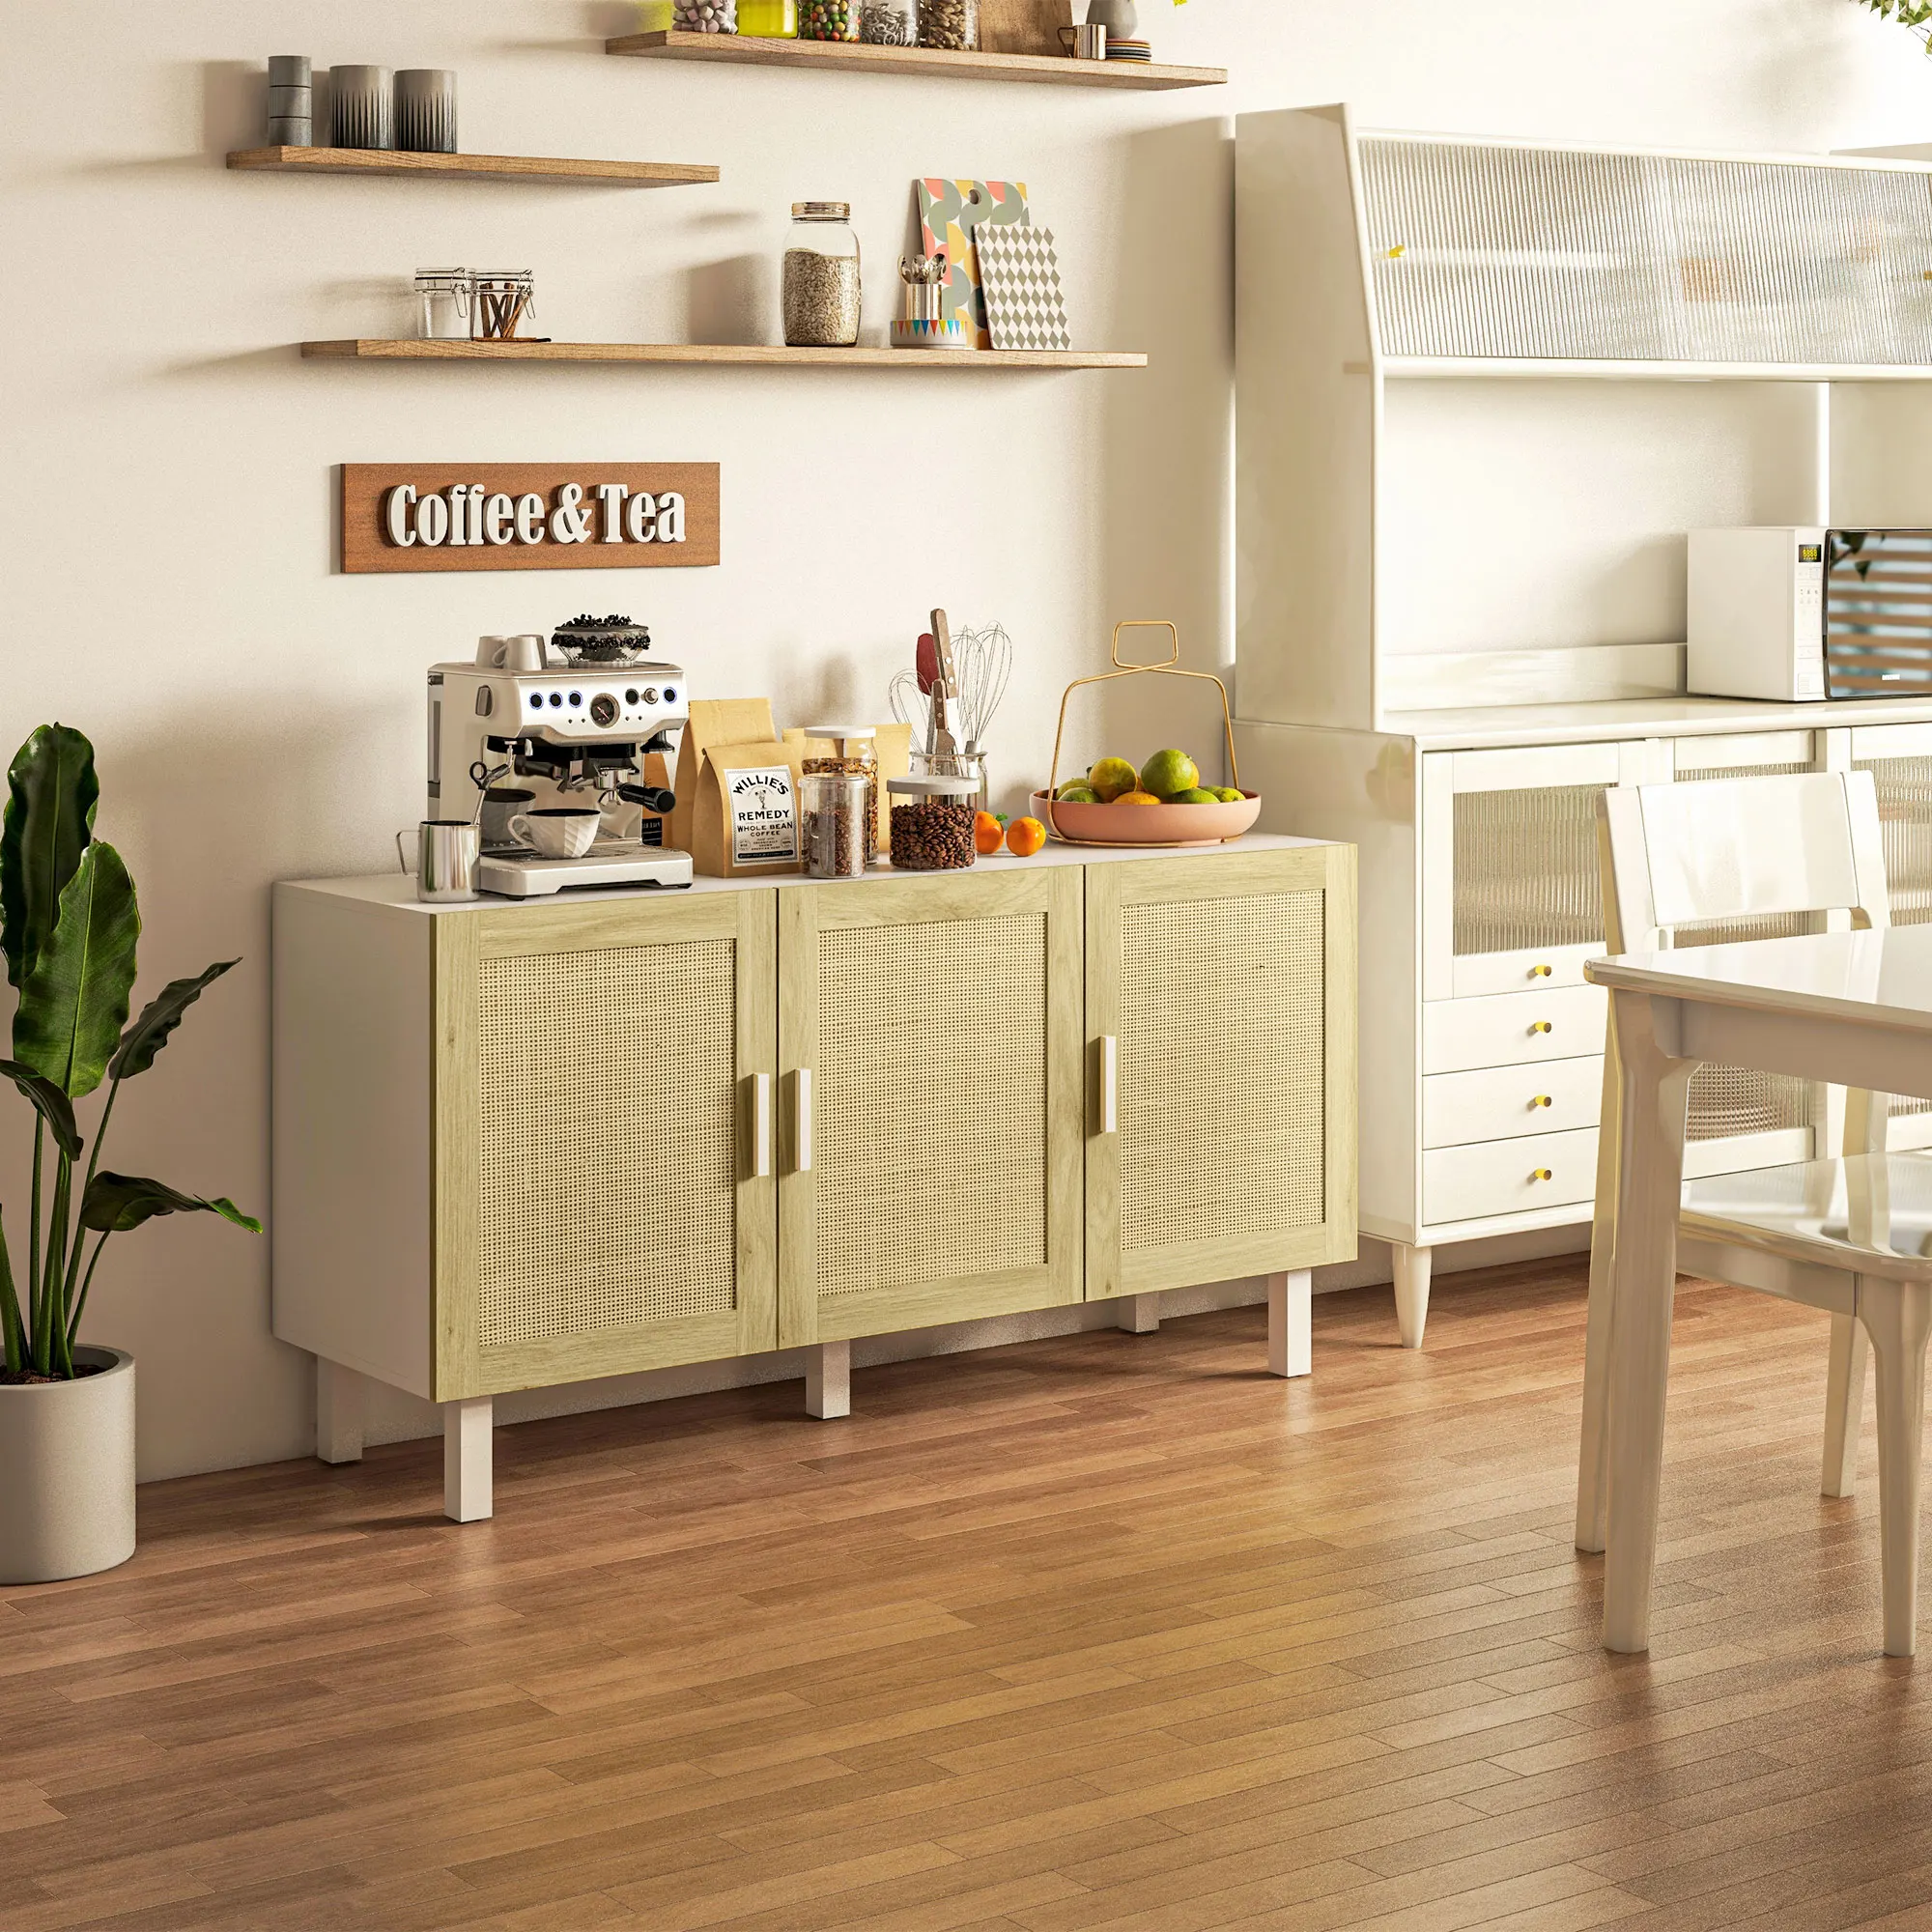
[1529,964,1553,979]
[1531,1168,1553,1181]
[1531,1094,1552,1109]
[1530,1020,1553,1035]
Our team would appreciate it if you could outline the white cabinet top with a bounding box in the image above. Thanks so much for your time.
[1374,695,1932,751]
[283,832,1342,919]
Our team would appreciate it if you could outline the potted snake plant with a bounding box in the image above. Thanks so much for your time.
[0,724,258,1584]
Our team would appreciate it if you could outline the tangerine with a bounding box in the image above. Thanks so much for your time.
[1006,816,1046,858]
[974,810,1006,855]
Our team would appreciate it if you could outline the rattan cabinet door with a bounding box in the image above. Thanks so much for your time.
[431,893,779,1401]
[1086,845,1357,1302]
[777,867,1085,1347]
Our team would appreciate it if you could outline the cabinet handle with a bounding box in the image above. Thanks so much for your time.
[1100,1035,1118,1136]
[1531,1168,1553,1182]
[753,1073,772,1179]
[1530,1020,1553,1035]
[1529,964,1553,979]
[1530,1094,1552,1109]
[795,1067,813,1175]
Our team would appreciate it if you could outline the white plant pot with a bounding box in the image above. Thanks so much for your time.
[0,1347,135,1583]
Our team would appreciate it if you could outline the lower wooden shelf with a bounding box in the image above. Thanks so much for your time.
[298,339,1149,370]
[228,148,720,186]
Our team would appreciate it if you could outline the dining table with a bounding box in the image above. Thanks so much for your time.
[1585,922,1932,1654]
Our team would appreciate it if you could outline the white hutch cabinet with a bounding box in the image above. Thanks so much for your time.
[1235,106,1932,1344]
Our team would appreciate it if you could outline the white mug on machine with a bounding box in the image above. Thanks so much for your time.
[396,820,480,902]
[508,808,601,859]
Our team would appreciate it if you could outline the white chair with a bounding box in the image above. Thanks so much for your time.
[1575,770,1932,1657]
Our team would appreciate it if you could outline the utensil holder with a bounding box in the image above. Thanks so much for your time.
[329,65,393,150]
[396,69,457,154]
[1042,621,1241,845]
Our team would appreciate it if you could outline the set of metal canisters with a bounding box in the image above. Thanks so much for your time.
[266,58,458,154]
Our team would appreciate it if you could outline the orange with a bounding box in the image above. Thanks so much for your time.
[1005,816,1046,858]
[974,810,1006,855]
[1116,790,1162,806]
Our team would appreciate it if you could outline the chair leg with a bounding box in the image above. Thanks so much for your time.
[1860,1279,1932,1658]
[1821,1312,1870,1500]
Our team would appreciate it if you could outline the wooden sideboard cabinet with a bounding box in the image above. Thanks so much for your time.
[272,837,1355,1520]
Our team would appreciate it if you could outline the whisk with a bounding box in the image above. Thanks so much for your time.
[888,668,928,746]
[952,622,1012,750]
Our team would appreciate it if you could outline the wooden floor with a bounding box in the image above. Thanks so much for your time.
[7,1263,1932,1931]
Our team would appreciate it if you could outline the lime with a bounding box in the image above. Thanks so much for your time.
[1213,787,1245,804]
[1172,788,1219,805]
[1056,784,1100,804]
[1087,756,1140,802]
[1139,749,1199,799]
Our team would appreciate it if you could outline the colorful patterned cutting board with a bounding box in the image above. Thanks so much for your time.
[916,179,1031,350]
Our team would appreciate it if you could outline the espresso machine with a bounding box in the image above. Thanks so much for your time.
[427,617,694,896]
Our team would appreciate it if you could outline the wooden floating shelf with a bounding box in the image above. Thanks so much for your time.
[227,147,720,187]
[605,29,1225,90]
[299,339,1148,370]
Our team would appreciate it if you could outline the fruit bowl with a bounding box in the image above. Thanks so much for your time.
[1031,790,1263,848]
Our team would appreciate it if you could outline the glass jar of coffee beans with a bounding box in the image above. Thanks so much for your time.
[917,0,978,50]
[782,202,862,347]
[802,772,868,879]
[803,724,879,865]
[888,775,980,870]
[860,0,917,42]
[799,0,859,36]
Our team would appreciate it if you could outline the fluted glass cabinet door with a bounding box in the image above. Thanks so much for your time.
[776,867,1085,1348]
[431,893,779,1401]
[1085,846,1358,1302]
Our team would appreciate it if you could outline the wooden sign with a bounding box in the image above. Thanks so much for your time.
[339,463,721,574]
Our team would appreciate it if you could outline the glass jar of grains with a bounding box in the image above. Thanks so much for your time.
[782,202,862,347]
[918,0,978,50]
[859,0,917,42]
[888,775,979,870]
[802,772,869,879]
[804,724,879,865]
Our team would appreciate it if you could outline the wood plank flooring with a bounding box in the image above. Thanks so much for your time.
[6,1262,1932,1930]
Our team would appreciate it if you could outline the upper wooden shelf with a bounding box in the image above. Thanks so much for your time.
[605,29,1225,89]
[300,339,1147,370]
[227,147,720,186]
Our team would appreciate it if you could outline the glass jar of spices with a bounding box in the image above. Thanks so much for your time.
[799,0,859,36]
[859,0,917,42]
[804,724,879,865]
[737,0,797,32]
[888,775,979,870]
[782,202,862,347]
[802,772,869,879]
[917,0,978,50]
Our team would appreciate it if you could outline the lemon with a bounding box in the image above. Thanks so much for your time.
[1056,784,1100,804]
[1087,756,1140,803]
[1212,786,1245,804]
[1139,750,1199,799]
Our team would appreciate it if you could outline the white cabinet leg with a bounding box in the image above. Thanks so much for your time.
[1861,1280,1932,1657]
[1268,1270,1312,1378]
[1821,1310,1870,1500]
[442,1397,494,1522]
[807,1340,850,1420]
[1393,1243,1433,1350]
[1117,1293,1161,1335]
[315,1357,365,1465]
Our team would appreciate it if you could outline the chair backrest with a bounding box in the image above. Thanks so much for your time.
[1599,770,1890,954]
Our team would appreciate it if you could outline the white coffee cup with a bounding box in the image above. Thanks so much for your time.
[508,808,601,859]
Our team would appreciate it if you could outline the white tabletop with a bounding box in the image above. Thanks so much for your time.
[1586,925,1932,1036]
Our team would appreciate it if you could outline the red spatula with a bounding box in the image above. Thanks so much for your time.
[917,632,940,696]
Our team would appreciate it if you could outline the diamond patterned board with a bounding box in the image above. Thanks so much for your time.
[976,223,1072,354]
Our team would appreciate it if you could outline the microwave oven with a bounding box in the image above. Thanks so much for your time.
[1687,526,1932,702]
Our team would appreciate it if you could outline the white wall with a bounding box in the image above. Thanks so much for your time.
[1,0,1921,1480]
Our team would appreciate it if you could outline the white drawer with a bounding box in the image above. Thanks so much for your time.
[1424,1127,1600,1225]
[1422,1056,1604,1150]
[1449,942,1601,1000]
[1421,984,1607,1075]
